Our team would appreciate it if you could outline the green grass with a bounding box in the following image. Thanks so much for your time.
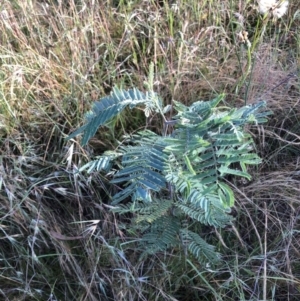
[0,0,299,300]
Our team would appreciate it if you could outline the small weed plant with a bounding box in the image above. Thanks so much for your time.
[68,65,271,265]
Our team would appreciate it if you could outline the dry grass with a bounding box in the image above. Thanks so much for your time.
[0,0,299,300]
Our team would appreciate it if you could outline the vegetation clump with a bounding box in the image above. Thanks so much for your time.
[0,0,299,300]
[69,71,271,265]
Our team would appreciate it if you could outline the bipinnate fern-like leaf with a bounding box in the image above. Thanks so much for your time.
[176,198,232,228]
[181,230,220,264]
[78,151,121,173]
[164,96,270,209]
[111,131,167,204]
[112,199,173,223]
[139,216,180,257]
[67,87,162,146]
[135,199,173,223]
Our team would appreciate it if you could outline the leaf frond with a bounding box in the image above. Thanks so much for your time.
[181,230,221,264]
[68,87,162,145]
[139,216,180,256]
[111,131,167,204]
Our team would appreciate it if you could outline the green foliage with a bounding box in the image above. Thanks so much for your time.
[111,131,168,204]
[140,215,181,256]
[68,81,271,265]
[67,87,162,146]
[181,230,220,264]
